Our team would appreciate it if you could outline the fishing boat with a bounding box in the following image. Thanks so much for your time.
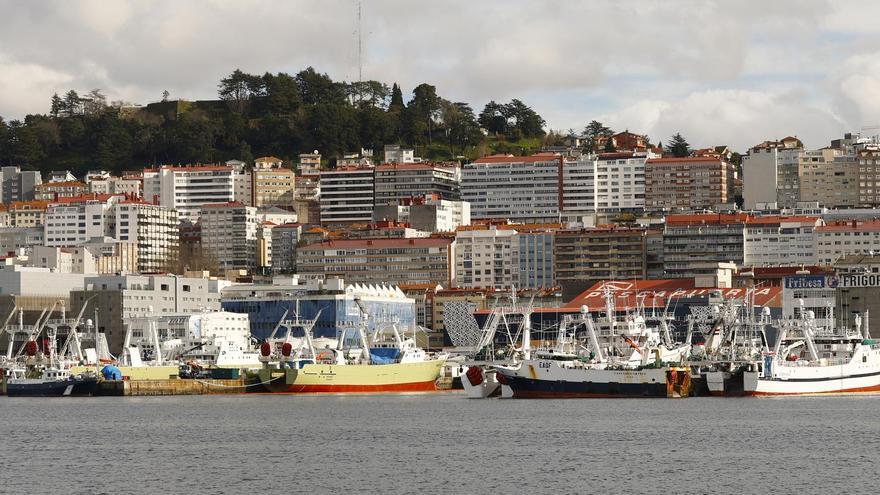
[742,308,880,396]
[257,297,446,393]
[6,327,98,398]
[70,310,262,380]
[461,290,534,399]
[494,305,692,398]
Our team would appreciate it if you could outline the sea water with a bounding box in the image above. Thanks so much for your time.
[2,393,878,494]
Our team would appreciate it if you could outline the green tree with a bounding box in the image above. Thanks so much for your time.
[409,83,441,145]
[296,67,344,105]
[505,99,545,138]
[389,83,405,111]
[63,90,80,116]
[583,120,613,152]
[478,101,507,135]
[50,93,63,117]
[262,72,302,114]
[603,136,616,152]
[666,132,691,157]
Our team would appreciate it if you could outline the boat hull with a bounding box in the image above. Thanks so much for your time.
[258,359,445,394]
[70,363,261,381]
[7,377,98,397]
[461,366,501,399]
[744,370,880,396]
[496,361,690,398]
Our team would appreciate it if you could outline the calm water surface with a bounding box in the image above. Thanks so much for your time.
[2,392,878,494]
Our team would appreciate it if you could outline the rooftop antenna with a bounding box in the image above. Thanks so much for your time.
[357,0,363,86]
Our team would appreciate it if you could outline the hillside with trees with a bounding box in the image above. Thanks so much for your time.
[0,67,547,177]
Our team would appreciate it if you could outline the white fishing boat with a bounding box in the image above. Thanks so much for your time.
[742,307,880,396]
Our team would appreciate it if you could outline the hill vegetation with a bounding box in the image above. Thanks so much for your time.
[0,67,548,176]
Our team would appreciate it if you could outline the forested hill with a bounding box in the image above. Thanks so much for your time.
[0,67,548,177]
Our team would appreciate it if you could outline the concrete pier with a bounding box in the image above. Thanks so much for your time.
[98,378,248,396]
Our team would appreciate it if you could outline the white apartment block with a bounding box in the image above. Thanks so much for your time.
[560,155,596,220]
[461,154,561,222]
[815,220,880,265]
[454,227,518,289]
[114,201,179,273]
[143,165,234,222]
[384,145,415,164]
[373,196,470,232]
[88,176,142,198]
[319,166,375,224]
[742,216,822,267]
[44,195,122,247]
[200,203,259,270]
[593,151,650,213]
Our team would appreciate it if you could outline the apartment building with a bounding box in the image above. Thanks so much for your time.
[319,166,375,224]
[742,216,822,267]
[143,165,235,222]
[560,154,595,221]
[252,158,296,207]
[296,237,455,287]
[741,137,803,209]
[113,201,179,273]
[798,149,858,208]
[461,154,562,222]
[373,163,460,206]
[0,166,42,203]
[6,201,48,228]
[516,228,556,289]
[34,181,88,201]
[384,145,416,164]
[200,203,259,271]
[270,223,302,274]
[815,220,880,265]
[593,152,649,214]
[645,157,735,211]
[554,227,647,299]
[87,176,142,198]
[454,226,518,289]
[857,149,880,207]
[43,194,121,247]
[373,194,471,232]
[663,213,747,277]
[231,162,253,206]
[298,152,322,174]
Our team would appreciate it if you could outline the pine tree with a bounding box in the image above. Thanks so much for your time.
[389,83,405,110]
[666,133,691,157]
[50,93,63,117]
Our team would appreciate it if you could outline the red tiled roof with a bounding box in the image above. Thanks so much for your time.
[666,213,749,226]
[300,237,452,250]
[49,193,124,205]
[745,216,820,225]
[816,220,880,233]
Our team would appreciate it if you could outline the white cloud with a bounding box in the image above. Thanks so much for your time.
[599,89,845,151]
[0,0,876,151]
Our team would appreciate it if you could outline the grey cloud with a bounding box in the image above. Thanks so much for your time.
[0,0,875,151]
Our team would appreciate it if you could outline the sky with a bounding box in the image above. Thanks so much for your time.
[1,0,880,151]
